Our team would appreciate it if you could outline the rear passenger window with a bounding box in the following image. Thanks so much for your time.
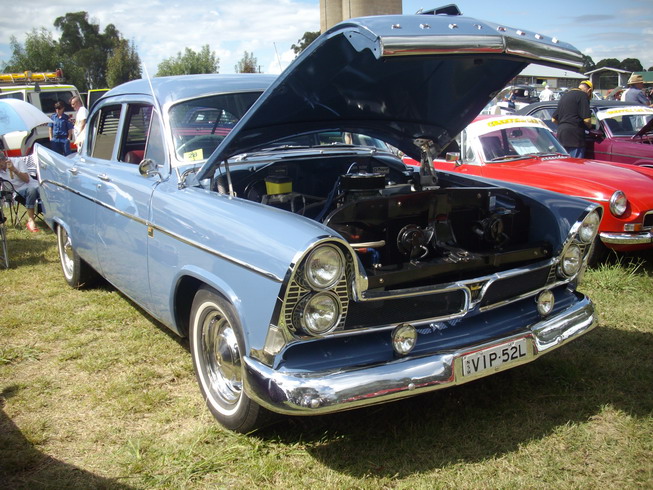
[89,105,122,160]
[119,104,152,162]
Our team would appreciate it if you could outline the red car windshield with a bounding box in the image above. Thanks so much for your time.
[479,125,567,162]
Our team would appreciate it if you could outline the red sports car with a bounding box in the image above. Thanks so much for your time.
[422,115,653,263]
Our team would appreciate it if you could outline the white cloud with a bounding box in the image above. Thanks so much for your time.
[0,0,319,75]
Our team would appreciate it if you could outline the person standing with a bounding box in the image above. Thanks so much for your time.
[70,96,88,151]
[622,74,652,106]
[48,101,73,156]
[552,80,593,158]
[539,84,553,101]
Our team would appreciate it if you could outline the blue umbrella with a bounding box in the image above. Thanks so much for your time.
[0,98,51,135]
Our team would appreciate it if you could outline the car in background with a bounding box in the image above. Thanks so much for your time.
[483,84,540,114]
[86,88,109,110]
[36,9,601,432]
[427,115,653,263]
[517,100,653,167]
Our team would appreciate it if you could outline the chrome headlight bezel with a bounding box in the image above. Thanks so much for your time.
[296,291,342,336]
[609,190,627,217]
[578,210,601,244]
[303,245,345,290]
[559,244,582,277]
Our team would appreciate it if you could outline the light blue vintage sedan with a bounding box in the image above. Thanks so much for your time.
[36,7,602,432]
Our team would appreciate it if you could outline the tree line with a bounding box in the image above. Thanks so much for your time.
[0,11,301,92]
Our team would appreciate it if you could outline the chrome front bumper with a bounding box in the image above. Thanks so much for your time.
[600,230,653,246]
[243,295,597,416]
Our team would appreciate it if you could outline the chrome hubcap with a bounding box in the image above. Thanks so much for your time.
[202,311,242,406]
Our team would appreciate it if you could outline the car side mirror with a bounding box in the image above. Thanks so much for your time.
[446,151,462,166]
[138,159,162,179]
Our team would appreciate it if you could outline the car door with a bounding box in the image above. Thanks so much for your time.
[36,117,103,272]
[88,99,164,309]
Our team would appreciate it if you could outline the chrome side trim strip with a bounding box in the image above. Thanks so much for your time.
[39,179,283,283]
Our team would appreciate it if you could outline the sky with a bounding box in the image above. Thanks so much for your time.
[0,0,651,79]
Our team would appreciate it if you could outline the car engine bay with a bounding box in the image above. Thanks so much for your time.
[214,150,553,287]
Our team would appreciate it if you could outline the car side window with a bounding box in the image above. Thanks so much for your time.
[89,105,122,160]
[144,110,166,165]
[119,104,152,162]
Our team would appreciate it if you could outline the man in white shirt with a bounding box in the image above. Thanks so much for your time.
[70,96,89,151]
[539,84,553,101]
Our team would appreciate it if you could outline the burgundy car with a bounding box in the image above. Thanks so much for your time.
[517,101,653,167]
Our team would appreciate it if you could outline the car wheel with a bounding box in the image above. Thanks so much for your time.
[587,237,609,267]
[56,224,97,287]
[190,287,268,432]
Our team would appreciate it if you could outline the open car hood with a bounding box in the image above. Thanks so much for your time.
[198,6,582,180]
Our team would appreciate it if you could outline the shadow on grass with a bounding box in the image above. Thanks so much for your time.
[0,386,135,490]
[255,324,652,478]
[2,233,57,268]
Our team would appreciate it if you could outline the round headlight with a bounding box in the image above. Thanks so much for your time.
[298,292,341,335]
[609,191,627,217]
[304,246,344,290]
[560,244,582,277]
[578,210,601,243]
[392,324,417,356]
[536,290,555,317]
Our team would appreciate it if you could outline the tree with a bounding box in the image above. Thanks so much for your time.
[54,12,121,90]
[581,54,595,74]
[595,58,621,70]
[3,29,62,73]
[235,51,260,73]
[291,31,320,55]
[649,66,653,72]
[619,58,643,73]
[156,45,219,76]
[106,39,142,88]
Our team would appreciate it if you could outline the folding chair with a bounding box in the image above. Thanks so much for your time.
[0,178,22,227]
[0,201,8,268]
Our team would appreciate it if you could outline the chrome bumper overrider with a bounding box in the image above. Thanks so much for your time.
[243,296,597,415]
[600,230,653,245]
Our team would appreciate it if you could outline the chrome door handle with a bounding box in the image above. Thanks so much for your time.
[68,167,79,175]
[98,174,111,182]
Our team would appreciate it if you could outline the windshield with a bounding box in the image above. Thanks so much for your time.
[169,93,390,165]
[598,110,653,137]
[169,92,262,165]
[479,125,567,162]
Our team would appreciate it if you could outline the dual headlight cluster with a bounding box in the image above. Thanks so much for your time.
[294,245,346,336]
[558,209,601,278]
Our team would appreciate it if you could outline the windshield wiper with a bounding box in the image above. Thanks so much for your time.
[487,154,525,162]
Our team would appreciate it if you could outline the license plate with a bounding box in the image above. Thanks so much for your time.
[462,338,529,377]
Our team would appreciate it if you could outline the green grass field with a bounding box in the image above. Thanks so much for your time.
[1,222,652,489]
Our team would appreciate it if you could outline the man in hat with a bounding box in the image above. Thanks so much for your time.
[622,74,652,106]
[552,80,593,158]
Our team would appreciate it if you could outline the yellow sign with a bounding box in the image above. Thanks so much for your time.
[487,117,543,128]
[184,148,204,161]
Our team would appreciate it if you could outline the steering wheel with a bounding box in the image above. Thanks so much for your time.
[177,134,224,157]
